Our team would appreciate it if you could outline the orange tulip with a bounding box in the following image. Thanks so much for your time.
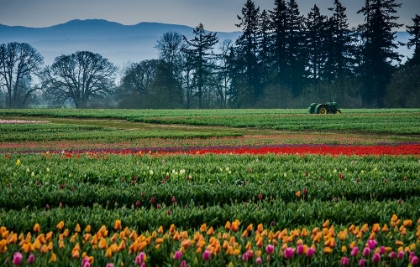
[70,233,78,243]
[105,247,113,258]
[241,229,248,238]
[231,220,240,232]
[75,224,81,232]
[41,244,48,254]
[71,249,80,259]
[226,246,234,255]
[33,223,41,233]
[207,227,215,236]
[324,247,333,253]
[119,240,126,250]
[169,224,176,234]
[181,239,191,248]
[56,221,64,230]
[111,233,118,243]
[99,238,108,249]
[114,220,122,230]
[200,224,207,232]
[7,233,17,244]
[49,253,57,263]
[22,243,32,253]
[137,241,147,251]
[403,220,412,227]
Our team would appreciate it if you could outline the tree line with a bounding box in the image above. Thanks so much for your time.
[1,0,419,109]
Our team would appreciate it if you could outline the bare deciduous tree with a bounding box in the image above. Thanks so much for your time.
[0,42,44,108]
[41,51,117,108]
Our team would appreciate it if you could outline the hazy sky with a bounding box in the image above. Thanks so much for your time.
[0,0,418,32]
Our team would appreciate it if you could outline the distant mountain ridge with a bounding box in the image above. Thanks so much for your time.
[0,19,241,67]
[0,19,412,68]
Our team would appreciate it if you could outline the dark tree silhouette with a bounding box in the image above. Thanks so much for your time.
[41,51,117,108]
[235,0,262,106]
[305,5,328,85]
[183,23,218,109]
[155,32,186,107]
[116,60,159,108]
[406,14,420,65]
[284,0,307,95]
[0,42,44,108]
[325,0,355,82]
[357,0,403,107]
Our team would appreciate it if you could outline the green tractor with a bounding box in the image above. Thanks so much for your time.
[308,101,342,114]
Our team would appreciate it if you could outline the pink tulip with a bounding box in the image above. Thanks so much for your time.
[297,244,304,255]
[135,252,146,265]
[246,250,254,259]
[180,260,187,267]
[202,250,211,261]
[363,247,371,257]
[266,244,275,254]
[359,258,365,266]
[372,253,381,263]
[173,251,182,260]
[389,251,396,259]
[12,252,22,265]
[351,246,359,257]
[340,257,349,266]
[306,247,315,257]
[106,264,114,267]
[411,256,419,265]
[367,239,377,250]
[398,251,405,259]
[81,257,90,267]
[256,257,263,264]
[27,254,35,264]
[284,247,294,259]
[379,246,385,255]
[242,252,249,261]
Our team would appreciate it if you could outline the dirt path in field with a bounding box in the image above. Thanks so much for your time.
[1,116,420,146]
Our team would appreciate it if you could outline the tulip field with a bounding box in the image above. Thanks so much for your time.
[0,109,420,266]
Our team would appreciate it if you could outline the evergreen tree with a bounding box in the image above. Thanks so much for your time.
[406,14,420,66]
[305,5,329,86]
[269,0,288,84]
[258,9,273,94]
[357,0,403,107]
[324,0,355,82]
[183,23,218,109]
[285,0,306,96]
[235,0,262,106]
[155,32,186,108]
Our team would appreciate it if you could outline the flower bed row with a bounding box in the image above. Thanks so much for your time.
[6,143,420,156]
[1,215,419,266]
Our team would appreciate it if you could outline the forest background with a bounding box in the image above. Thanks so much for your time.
[0,0,419,109]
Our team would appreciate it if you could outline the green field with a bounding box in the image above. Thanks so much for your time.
[0,109,419,267]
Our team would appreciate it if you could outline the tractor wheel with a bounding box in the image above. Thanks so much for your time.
[335,110,342,114]
[318,106,327,114]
